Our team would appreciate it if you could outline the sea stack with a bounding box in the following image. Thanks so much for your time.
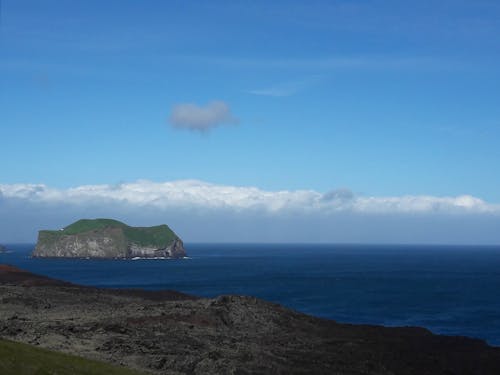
[32,218,186,259]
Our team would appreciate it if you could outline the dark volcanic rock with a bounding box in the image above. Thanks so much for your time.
[1,265,500,374]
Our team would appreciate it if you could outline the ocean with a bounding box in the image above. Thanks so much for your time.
[1,243,500,346]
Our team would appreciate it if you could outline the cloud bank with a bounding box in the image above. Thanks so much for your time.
[169,101,238,131]
[1,180,499,244]
[1,180,498,214]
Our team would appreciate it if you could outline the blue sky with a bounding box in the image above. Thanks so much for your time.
[1,1,500,243]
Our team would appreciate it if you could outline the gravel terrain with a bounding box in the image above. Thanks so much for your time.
[1,264,500,374]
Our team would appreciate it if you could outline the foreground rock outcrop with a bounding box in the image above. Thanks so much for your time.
[32,218,186,259]
[1,265,500,374]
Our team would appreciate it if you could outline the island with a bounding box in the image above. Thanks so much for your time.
[32,218,186,259]
[0,245,6,253]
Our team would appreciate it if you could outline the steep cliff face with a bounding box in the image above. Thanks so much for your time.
[32,219,186,259]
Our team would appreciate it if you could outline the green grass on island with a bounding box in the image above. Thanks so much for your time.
[39,218,178,248]
[0,339,146,375]
[62,218,129,234]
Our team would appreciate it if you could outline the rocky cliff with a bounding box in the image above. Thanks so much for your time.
[32,218,186,259]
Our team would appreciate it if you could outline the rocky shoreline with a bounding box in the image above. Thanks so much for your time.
[1,264,500,374]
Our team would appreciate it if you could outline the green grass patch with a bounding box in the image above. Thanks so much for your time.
[123,225,177,248]
[62,219,128,235]
[0,338,146,375]
[38,219,179,248]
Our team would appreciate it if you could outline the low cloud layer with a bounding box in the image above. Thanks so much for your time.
[1,180,498,214]
[1,180,499,244]
[169,101,238,131]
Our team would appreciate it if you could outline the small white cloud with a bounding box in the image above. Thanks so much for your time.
[169,101,238,131]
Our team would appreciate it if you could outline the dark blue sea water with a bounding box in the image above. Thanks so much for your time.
[1,243,500,346]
